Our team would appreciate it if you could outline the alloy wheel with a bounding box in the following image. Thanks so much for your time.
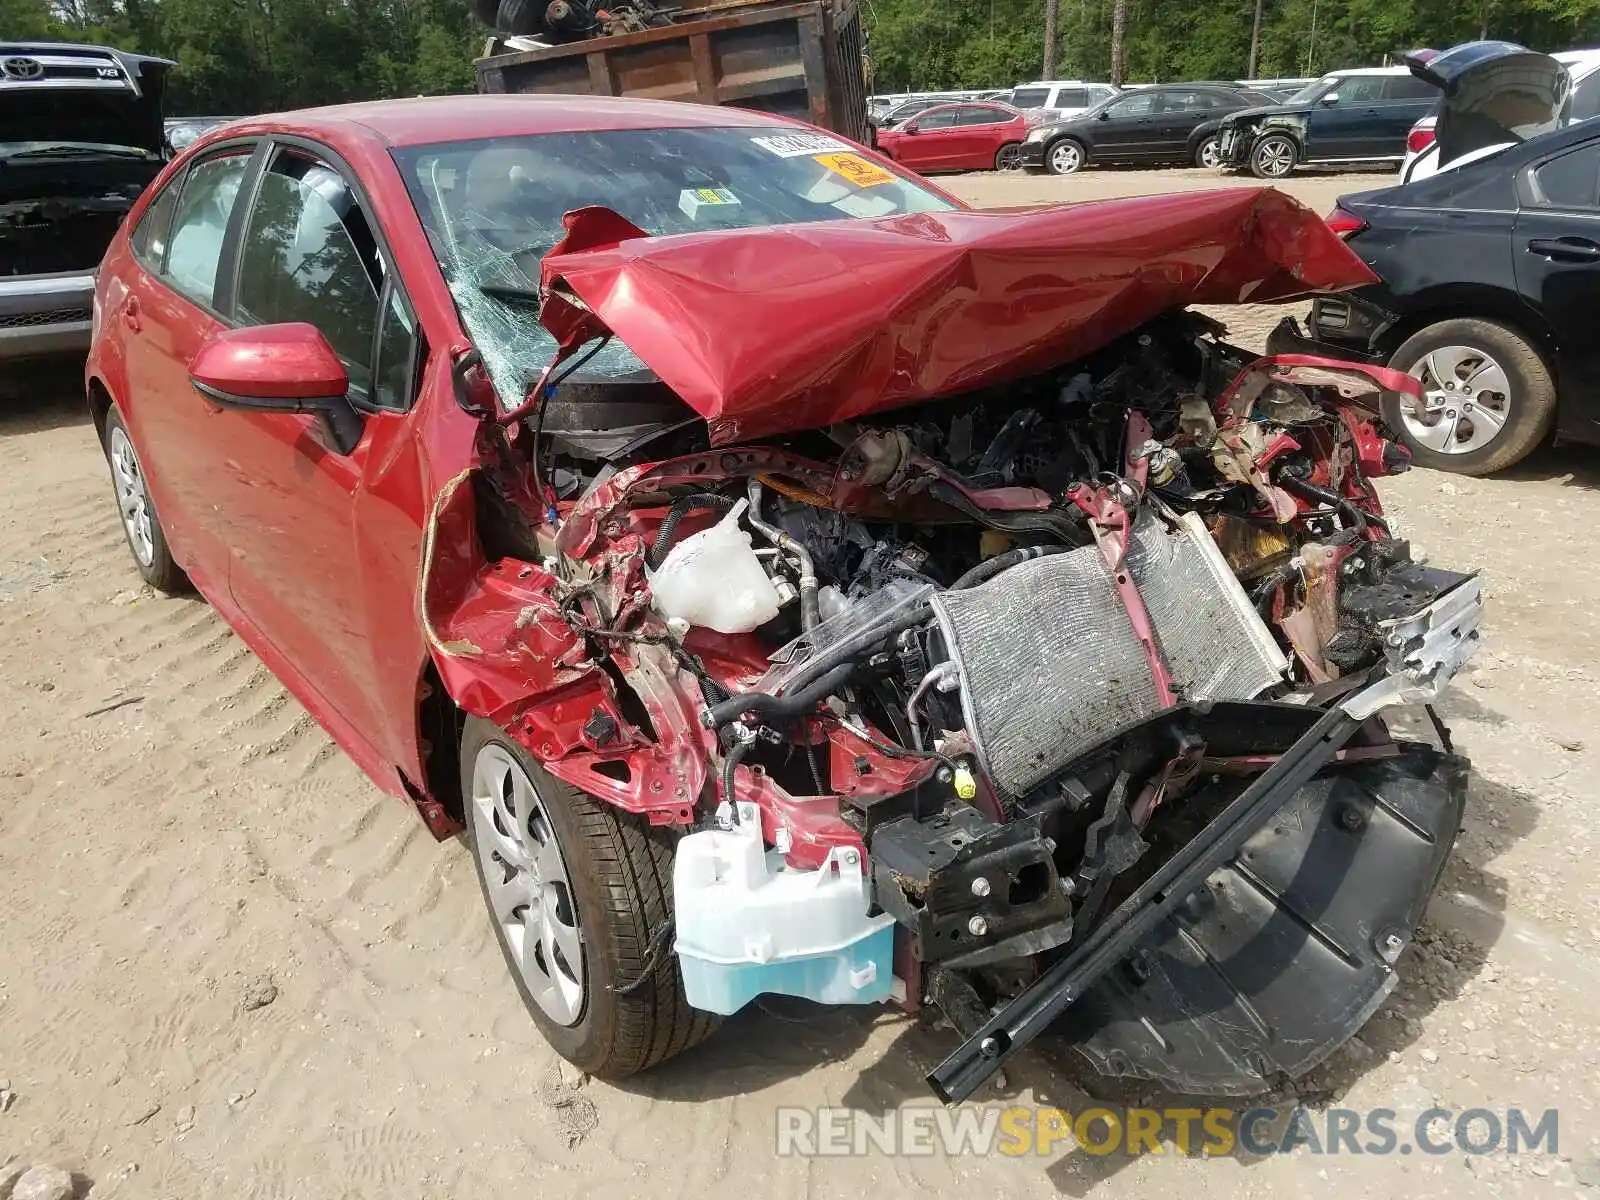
[1401,345,1513,455]
[1049,141,1083,174]
[469,742,586,1026]
[996,144,1023,171]
[1198,137,1222,168]
[108,425,155,568]
[1254,138,1294,177]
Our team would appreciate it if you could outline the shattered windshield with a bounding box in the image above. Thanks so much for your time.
[393,127,956,409]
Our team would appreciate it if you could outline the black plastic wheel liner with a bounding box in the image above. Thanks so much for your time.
[926,699,1466,1103]
[1059,745,1466,1095]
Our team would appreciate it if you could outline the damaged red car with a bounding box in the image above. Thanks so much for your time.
[86,95,1482,1101]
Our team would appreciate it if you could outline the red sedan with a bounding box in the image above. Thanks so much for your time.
[86,93,1477,1100]
[873,101,1030,173]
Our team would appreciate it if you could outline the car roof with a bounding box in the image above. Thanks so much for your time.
[1326,66,1416,77]
[216,94,805,150]
[1013,80,1111,88]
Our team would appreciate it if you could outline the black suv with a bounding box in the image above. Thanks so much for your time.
[1,42,172,362]
[1216,68,1438,177]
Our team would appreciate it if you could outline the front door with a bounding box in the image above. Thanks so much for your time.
[953,104,1013,170]
[118,144,258,592]
[1514,138,1600,441]
[1305,75,1390,159]
[205,142,422,759]
[899,107,963,171]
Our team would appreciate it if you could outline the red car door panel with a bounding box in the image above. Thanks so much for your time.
[118,147,256,590]
[212,145,423,766]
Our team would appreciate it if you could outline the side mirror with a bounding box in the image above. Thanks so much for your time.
[189,323,364,454]
[1097,109,1112,119]
[903,122,920,134]
[1321,92,1341,105]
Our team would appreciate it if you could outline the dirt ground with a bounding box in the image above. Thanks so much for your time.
[3,166,1599,1198]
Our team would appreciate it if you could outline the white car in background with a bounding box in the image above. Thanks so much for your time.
[1402,45,1600,182]
[1006,80,1118,120]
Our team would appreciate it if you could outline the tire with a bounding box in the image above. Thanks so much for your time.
[1385,318,1556,476]
[461,717,717,1078]
[102,407,189,595]
[1194,135,1222,169]
[1250,133,1298,179]
[1045,137,1086,175]
[994,142,1023,172]
[494,0,540,35]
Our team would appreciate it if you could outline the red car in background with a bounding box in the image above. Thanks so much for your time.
[873,101,1030,172]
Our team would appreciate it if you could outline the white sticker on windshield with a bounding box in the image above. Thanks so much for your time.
[750,132,853,158]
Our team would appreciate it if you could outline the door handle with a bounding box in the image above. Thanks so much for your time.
[1527,236,1600,261]
[123,297,141,332]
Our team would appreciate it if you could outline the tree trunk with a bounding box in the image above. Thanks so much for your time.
[1248,0,1264,79]
[1043,0,1060,79]
[1110,0,1128,86]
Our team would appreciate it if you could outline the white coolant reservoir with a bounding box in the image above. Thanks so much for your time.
[646,499,781,634]
[673,803,896,1016]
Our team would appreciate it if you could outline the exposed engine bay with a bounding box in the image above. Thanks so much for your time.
[425,305,1480,1100]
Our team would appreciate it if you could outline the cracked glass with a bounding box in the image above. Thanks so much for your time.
[392,127,957,410]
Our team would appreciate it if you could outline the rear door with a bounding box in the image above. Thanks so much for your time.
[1515,137,1600,434]
[118,143,259,591]
[1374,75,1441,156]
[1092,90,1161,160]
[954,104,1014,169]
[1153,89,1216,160]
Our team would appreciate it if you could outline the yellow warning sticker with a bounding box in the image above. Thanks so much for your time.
[814,152,896,188]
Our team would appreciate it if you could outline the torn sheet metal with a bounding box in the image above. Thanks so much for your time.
[538,188,1380,443]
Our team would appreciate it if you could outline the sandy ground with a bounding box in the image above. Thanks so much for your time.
[3,166,1600,1198]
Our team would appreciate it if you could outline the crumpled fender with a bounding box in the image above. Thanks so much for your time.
[539,188,1379,444]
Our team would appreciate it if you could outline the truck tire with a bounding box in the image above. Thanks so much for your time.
[460,717,718,1078]
[494,0,540,35]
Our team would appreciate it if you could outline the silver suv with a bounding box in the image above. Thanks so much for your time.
[1,43,172,362]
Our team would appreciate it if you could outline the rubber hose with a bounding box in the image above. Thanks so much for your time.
[646,493,737,570]
[722,739,749,805]
[703,661,858,731]
[702,603,932,729]
[950,544,1071,590]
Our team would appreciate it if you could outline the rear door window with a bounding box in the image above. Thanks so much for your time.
[957,105,1011,126]
[234,148,384,397]
[163,152,252,308]
[130,176,182,271]
[1529,144,1600,208]
[1160,90,1213,112]
[1055,88,1089,108]
[1010,87,1051,108]
[916,108,960,130]
[1385,75,1438,101]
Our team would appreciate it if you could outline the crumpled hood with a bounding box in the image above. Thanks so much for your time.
[539,187,1377,444]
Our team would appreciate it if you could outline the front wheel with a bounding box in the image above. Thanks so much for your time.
[461,717,717,1078]
[1194,135,1223,169]
[1386,318,1556,475]
[1045,138,1086,175]
[1250,134,1298,179]
[994,142,1023,172]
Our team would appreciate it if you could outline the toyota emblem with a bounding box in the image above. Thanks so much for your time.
[2,57,45,81]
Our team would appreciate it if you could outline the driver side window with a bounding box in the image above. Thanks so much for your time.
[1337,76,1387,103]
[235,150,383,398]
[1106,93,1157,118]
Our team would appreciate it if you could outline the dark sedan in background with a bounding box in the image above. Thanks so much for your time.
[1269,115,1600,474]
[1021,83,1273,174]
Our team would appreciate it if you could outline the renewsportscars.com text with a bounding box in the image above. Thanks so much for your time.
[774,1105,1559,1159]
